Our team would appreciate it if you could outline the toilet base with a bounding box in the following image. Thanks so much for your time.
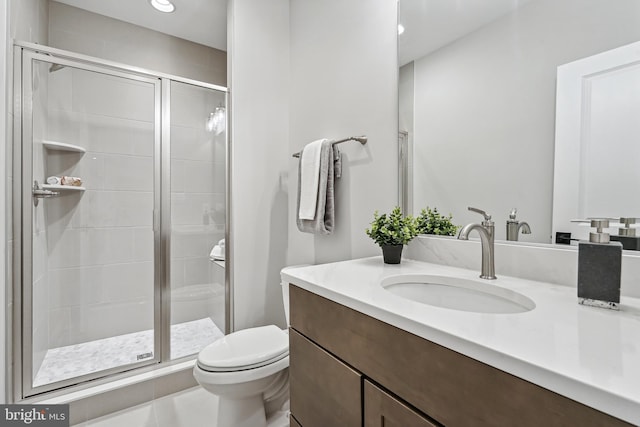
[216,394,267,427]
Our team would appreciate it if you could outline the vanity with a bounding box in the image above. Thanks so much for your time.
[282,257,640,426]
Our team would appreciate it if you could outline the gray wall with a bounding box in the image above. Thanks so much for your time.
[48,2,226,86]
[287,0,399,265]
[227,0,291,330]
[229,0,398,330]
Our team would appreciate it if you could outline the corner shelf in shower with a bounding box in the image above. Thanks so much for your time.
[42,184,86,192]
[42,140,86,154]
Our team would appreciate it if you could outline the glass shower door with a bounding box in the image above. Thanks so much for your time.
[168,80,226,360]
[22,52,161,395]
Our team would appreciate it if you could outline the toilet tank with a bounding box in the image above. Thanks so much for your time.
[281,265,309,327]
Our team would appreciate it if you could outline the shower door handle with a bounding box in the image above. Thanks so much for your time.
[33,189,59,197]
[32,180,59,206]
[32,180,59,197]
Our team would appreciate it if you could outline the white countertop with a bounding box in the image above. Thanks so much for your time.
[281,257,640,425]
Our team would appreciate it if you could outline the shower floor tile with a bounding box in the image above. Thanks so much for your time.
[34,318,224,388]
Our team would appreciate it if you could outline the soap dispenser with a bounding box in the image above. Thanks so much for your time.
[577,219,621,310]
[506,208,531,241]
[610,217,640,251]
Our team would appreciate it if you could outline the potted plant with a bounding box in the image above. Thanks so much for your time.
[416,207,459,236]
[366,207,418,264]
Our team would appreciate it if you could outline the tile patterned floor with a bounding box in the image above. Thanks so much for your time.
[34,318,224,387]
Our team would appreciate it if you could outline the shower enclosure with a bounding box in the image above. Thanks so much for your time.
[13,43,228,398]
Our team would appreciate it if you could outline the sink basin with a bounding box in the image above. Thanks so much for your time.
[380,274,535,314]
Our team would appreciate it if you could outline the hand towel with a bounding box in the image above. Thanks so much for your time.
[298,139,326,220]
[296,139,336,235]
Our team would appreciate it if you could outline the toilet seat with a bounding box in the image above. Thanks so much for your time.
[197,325,288,372]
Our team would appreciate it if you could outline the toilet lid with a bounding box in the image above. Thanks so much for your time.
[197,325,289,372]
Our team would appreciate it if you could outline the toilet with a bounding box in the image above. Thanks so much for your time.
[193,282,290,427]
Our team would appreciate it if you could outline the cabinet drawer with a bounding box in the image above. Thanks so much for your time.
[364,380,437,427]
[289,329,361,427]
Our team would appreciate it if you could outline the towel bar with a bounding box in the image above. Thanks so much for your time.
[292,136,367,158]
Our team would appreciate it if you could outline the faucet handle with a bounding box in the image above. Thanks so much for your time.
[468,207,492,221]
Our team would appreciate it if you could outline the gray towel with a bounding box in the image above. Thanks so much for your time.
[296,140,336,234]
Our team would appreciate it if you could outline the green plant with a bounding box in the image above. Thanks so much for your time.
[416,207,459,236]
[366,207,418,246]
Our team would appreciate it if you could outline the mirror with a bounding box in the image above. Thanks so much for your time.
[398,0,640,243]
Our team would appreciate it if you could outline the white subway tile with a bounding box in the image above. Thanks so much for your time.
[102,154,153,192]
[71,70,155,123]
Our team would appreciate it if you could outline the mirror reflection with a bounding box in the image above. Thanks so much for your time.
[398,0,640,243]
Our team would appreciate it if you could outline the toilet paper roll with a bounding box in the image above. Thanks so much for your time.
[46,176,61,185]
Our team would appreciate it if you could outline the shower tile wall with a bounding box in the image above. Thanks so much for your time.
[41,67,155,352]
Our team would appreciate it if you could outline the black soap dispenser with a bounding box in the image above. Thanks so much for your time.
[577,219,622,310]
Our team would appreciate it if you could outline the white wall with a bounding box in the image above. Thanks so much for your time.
[410,0,640,243]
[287,0,398,265]
[227,0,291,330]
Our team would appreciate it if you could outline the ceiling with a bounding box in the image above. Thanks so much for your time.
[52,0,228,51]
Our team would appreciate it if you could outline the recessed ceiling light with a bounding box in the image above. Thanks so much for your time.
[398,24,405,35]
[149,0,175,13]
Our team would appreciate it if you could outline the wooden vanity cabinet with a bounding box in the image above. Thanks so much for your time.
[289,328,434,427]
[289,284,632,427]
[364,380,438,427]
[289,329,361,427]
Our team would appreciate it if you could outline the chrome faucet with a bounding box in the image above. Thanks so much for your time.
[458,207,496,280]
[506,208,531,241]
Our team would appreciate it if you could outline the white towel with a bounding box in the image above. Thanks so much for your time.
[298,139,327,220]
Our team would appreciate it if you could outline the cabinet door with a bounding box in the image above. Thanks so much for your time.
[290,415,302,427]
[364,380,438,427]
[290,329,361,427]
